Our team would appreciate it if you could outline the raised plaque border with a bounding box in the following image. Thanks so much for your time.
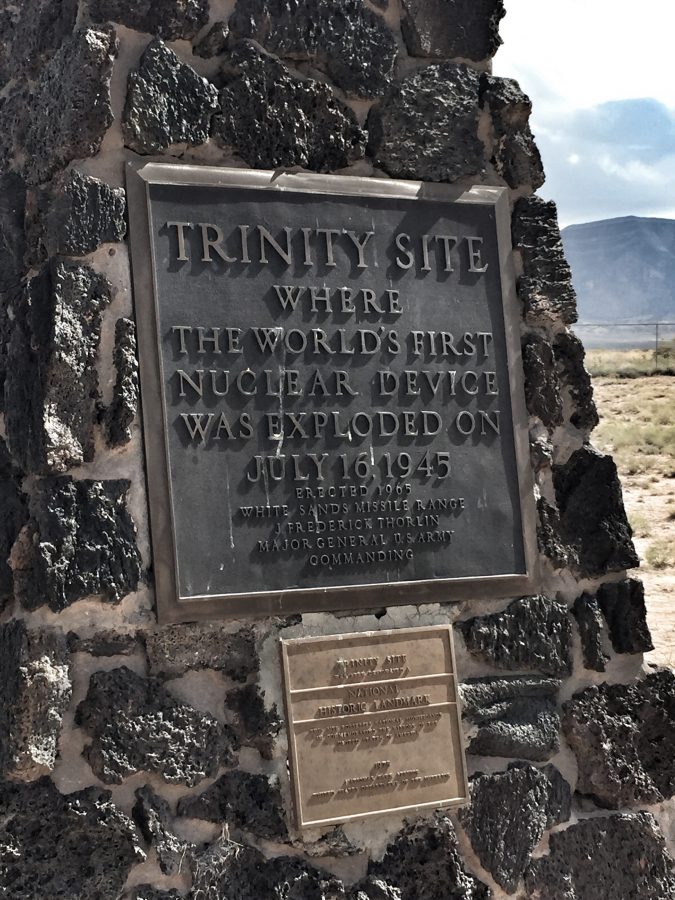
[126,162,539,623]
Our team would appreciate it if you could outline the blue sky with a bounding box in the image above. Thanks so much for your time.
[493,0,675,227]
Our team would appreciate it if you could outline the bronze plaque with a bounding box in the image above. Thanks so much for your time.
[126,163,538,622]
[280,625,468,829]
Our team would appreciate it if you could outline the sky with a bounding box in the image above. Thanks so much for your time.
[492,0,675,227]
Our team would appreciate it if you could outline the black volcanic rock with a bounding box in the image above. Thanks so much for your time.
[0,0,78,86]
[225,683,282,760]
[401,0,504,60]
[597,577,654,654]
[522,334,563,428]
[553,331,599,431]
[145,623,258,680]
[0,172,27,410]
[572,592,609,671]
[43,169,126,256]
[104,317,139,447]
[482,75,544,190]
[89,0,209,40]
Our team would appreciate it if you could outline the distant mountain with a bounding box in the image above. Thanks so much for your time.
[560,216,675,323]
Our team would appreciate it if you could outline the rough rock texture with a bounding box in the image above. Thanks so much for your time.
[0,172,27,408]
[572,592,608,672]
[0,777,144,898]
[225,683,282,760]
[552,446,639,577]
[562,669,675,807]
[43,169,126,256]
[68,629,139,656]
[0,0,78,86]
[482,76,544,190]
[536,496,575,570]
[145,623,258,680]
[459,595,573,677]
[553,331,599,431]
[401,0,504,60]
[524,812,675,900]
[228,0,397,98]
[123,39,219,154]
[0,621,71,781]
[367,813,491,899]
[512,196,578,326]
[521,334,563,429]
[16,477,142,612]
[76,666,238,786]
[368,63,484,183]
[105,317,139,447]
[352,879,402,900]
[0,440,27,608]
[461,676,561,761]
[193,21,229,58]
[178,771,288,841]
[597,577,653,654]
[213,42,365,171]
[459,763,570,892]
[5,261,112,474]
[133,785,192,877]
[22,27,117,185]
[89,0,209,40]
[127,889,183,900]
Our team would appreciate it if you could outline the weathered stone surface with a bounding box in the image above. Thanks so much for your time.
[225,683,282,760]
[228,0,397,98]
[213,42,365,170]
[459,763,570,892]
[0,621,71,781]
[521,334,563,429]
[552,446,639,578]
[512,196,578,326]
[43,169,126,256]
[461,675,561,761]
[536,497,574,570]
[352,879,402,900]
[367,813,491,899]
[530,434,552,471]
[562,669,675,807]
[0,172,27,408]
[597,577,653,654]
[22,27,116,185]
[123,39,219,154]
[0,777,144,898]
[193,21,229,58]
[190,838,346,899]
[178,771,287,841]
[0,83,31,174]
[5,261,112,474]
[16,477,142,612]
[68,629,139,656]
[572,592,608,672]
[482,76,544,190]
[145,623,258,680]
[0,0,78,86]
[90,0,209,40]
[76,666,238,786]
[133,785,192,877]
[401,0,504,60]
[553,332,599,431]
[524,812,675,900]
[105,317,139,447]
[0,440,27,608]
[368,63,484,183]
[458,595,573,677]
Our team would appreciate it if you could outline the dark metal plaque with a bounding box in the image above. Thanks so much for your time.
[126,164,538,622]
[280,626,468,829]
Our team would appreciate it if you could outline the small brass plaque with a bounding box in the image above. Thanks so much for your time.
[280,625,468,829]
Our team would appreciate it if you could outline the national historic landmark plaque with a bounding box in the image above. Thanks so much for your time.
[280,625,468,829]
[127,164,537,621]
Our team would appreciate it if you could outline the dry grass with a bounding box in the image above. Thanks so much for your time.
[645,540,675,570]
[586,340,675,378]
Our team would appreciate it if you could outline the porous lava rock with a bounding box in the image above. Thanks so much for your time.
[536,496,575,570]
[5,261,112,474]
[133,785,192,876]
[0,0,78,86]
[225,682,282,759]
[0,621,71,781]
[572,593,609,672]
[351,879,402,900]
[0,777,144,898]
[104,317,139,447]
[76,666,239,786]
[401,0,504,60]
[123,39,219,154]
[0,440,27,608]
[228,0,397,98]
[178,771,288,841]
[511,196,578,326]
[68,629,139,656]
[368,63,484,182]
[523,812,675,900]
[22,27,116,185]
[461,675,561,761]
[552,446,639,577]
[562,669,675,807]
[89,0,209,40]
[482,76,544,190]
[521,334,563,428]
[459,595,573,677]
[597,577,653,654]
[145,623,258,680]
[553,332,599,431]
[16,477,142,611]
[459,762,570,892]
[43,169,126,256]
[213,41,365,170]
[0,173,27,409]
